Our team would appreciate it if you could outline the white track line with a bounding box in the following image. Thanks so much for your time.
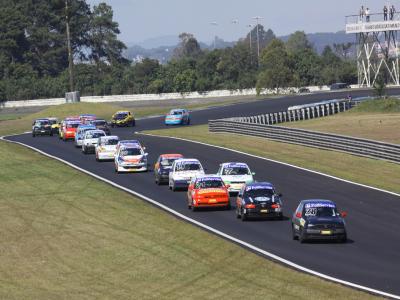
[1,135,399,299]
[138,132,400,198]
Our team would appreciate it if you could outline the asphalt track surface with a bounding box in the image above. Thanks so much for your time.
[5,89,400,297]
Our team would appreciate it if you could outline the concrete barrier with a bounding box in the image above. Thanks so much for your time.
[0,85,333,108]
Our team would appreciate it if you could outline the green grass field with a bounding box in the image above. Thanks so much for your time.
[0,141,378,299]
[284,98,400,144]
[145,125,400,194]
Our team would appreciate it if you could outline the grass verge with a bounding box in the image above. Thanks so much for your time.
[144,125,400,194]
[0,140,379,299]
[283,98,400,144]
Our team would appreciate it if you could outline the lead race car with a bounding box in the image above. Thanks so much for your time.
[216,162,255,195]
[165,109,190,125]
[291,199,347,243]
[32,118,52,137]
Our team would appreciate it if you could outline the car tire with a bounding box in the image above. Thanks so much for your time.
[187,118,190,125]
[299,229,307,243]
[292,224,298,240]
[50,132,53,136]
[241,209,247,222]
[191,202,197,212]
[339,234,347,243]
[32,133,35,137]
[132,120,135,127]
[236,206,241,218]
[226,202,231,210]
[172,183,177,192]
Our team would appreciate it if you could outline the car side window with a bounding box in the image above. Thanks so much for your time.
[295,203,304,217]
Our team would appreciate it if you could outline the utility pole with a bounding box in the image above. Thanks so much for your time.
[253,16,263,66]
[247,24,253,65]
[65,0,74,92]
[210,22,218,50]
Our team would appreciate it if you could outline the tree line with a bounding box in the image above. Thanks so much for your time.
[0,0,357,101]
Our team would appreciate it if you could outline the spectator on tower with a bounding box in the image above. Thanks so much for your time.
[384,5,388,21]
[390,5,396,20]
[359,6,365,22]
[365,8,370,22]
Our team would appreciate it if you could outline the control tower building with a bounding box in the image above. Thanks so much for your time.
[346,13,400,87]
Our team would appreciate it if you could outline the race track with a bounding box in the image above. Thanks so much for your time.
[5,89,400,297]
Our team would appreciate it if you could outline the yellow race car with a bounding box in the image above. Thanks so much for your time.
[110,111,135,127]
[47,117,59,134]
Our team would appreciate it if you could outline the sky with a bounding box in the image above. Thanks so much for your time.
[87,0,388,45]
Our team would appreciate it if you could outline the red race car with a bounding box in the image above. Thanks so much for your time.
[187,175,230,211]
[62,120,81,141]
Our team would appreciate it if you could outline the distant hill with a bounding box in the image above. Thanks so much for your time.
[280,31,355,54]
[124,31,355,63]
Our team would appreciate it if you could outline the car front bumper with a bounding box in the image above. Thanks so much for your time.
[116,163,147,172]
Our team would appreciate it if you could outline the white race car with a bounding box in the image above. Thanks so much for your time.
[95,135,119,161]
[169,158,205,191]
[82,130,106,154]
[114,142,148,173]
[216,162,255,195]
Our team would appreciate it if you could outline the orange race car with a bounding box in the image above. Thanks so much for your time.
[187,175,230,211]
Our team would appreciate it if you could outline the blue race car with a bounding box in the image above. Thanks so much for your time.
[165,109,190,125]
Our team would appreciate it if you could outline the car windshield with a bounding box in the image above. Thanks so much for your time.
[172,111,183,115]
[48,120,57,125]
[102,139,118,145]
[92,120,107,126]
[120,148,141,156]
[36,120,49,125]
[161,158,179,166]
[175,163,201,171]
[195,179,223,189]
[245,189,274,199]
[114,113,127,120]
[67,123,80,128]
[222,166,250,175]
[86,132,105,139]
[304,206,337,218]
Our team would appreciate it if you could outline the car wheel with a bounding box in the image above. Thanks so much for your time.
[226,202,231,210]
[32,133,35,137]
[132,120,135,127]
[172,183,177,192]
[299,229,307,243]
[292,224,298,240]
[236,206,241,219]
[241,209,247,222]
[339,234,347,243]
[187,118,190,125]
[191,201,197,212]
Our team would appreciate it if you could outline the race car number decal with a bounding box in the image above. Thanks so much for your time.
[305,208,317,216]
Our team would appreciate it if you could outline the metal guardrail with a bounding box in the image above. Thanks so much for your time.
[209,120,400,164]
[232,99,352,125]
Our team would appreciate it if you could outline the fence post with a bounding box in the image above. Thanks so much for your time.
[278,112,282,123]
[336,102,340,113]
[266,114,270,125]
[316,106,320,118]
[326,104,330,115]
[331,103,335,114]
[311,107,315,119]
[301,109,305,120]
[283,112,287,122]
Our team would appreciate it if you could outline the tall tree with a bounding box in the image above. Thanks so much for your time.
[172,33,202,59]
[286,31,312,54]
[256,39,292,92]
[88,2,127,65]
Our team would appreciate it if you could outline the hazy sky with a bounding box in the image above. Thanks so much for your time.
[87,0,387,44]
